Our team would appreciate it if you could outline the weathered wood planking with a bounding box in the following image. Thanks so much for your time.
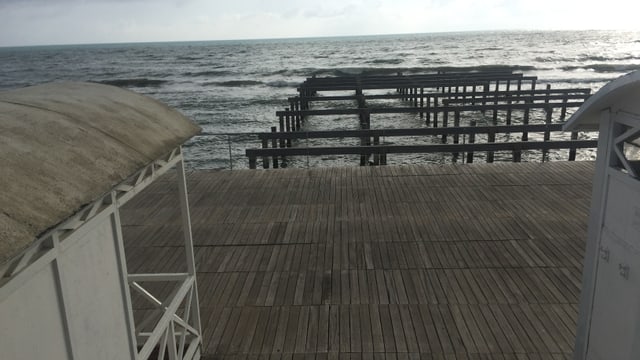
[121,161,592,359]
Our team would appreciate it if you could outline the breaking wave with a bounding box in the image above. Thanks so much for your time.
[301,64,538,77]
[535,55,640,63]
[265,80,299,88]
[208,80,264,87]
[367,59,405,65]
[97,78,168,87]
[202,79,299,88]
[182,70,235,77]
[561,63,640,73]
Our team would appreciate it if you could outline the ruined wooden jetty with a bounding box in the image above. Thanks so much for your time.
[246,70,595,168]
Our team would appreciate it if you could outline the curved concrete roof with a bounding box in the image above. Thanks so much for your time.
[564,70,640,131]
[0,82,200,265]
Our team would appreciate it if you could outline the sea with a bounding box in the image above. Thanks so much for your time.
[2,30,640,169]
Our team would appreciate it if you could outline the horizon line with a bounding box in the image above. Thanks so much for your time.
[0,28,629,49]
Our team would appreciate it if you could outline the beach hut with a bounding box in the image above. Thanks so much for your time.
[0,83,202,360]
[564,70,640,360]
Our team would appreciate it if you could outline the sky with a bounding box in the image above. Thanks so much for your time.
[1,0,639,47]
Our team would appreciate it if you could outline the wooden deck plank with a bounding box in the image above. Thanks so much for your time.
[124,162,592,358]
[369,304,385,353]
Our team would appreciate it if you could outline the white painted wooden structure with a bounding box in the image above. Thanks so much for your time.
[565,70,640,360]
[0,83,202,360]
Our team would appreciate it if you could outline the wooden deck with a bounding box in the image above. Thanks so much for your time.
[121,161,594,359]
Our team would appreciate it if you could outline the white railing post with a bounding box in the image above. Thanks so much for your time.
[176,149,203,348]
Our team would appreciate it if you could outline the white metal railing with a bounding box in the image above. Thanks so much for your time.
[129,273,201,360]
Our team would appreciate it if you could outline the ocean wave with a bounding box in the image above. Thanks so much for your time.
[367,59,404,65]
[182,70,234,77]
[176,56,204,61]
[207,80,264,87]
[536,55,640,63]
[249,98,289,106]
[544,77,617,84]
[265,80,299,88]
[561,63,640,73]
[97,78,167,87]
[266,69,291,76]
[293,64,538,78]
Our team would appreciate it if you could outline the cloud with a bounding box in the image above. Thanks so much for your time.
[0,0,638,46]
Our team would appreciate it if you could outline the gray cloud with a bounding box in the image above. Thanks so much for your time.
[0,0,635,47]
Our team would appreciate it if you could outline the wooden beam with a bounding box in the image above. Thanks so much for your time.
[246,139,597,158]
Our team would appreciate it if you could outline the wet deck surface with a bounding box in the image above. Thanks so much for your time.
[122,161,594,360]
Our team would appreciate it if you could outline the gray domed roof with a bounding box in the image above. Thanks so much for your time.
[0,82,200,264]
[564,70,640,131]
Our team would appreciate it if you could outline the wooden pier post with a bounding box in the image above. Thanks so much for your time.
[560,96,569,120]
[467,120,476,163]
[492,80,500,124]
[359,109,371,166]
[373,136,380,165]
[294,102,301,129]
[569,131,578,160]
[471,85,477,105]
[285,108,292,147]
[278,115,285,148]
[513,145,522,162]
[482,82,490,113]
[506,91,513,125]
[442,110,448,143]
[426,95,431,125]
[543,102,552,160]
[271,127,279,168]
[261,138,270,169]
[487,128,495,163]
[433,98,439,127]
[522,102,530,142]
[544,106,552,142]
[420,88,424,119]
[453,111,461,159]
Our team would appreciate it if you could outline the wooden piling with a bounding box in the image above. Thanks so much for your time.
[506,92,513,125]
[294,102,301,129]
[569,131,578,161]
[442,110,448,143]
[285,108,292,147]
[487,128,496,163]
[373,136,380,165]
[522,101,530,142]
[433,97,439,127]
[420,88,424,118]
[359,109,371,166]
[261,138,269,169]
[513,145,522,162]
[271,127,279,168]
[453,111,461,159]
[560,96,568,120]
[467,120,476,163]
[492,80,500,123]
[426,94,431,125]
